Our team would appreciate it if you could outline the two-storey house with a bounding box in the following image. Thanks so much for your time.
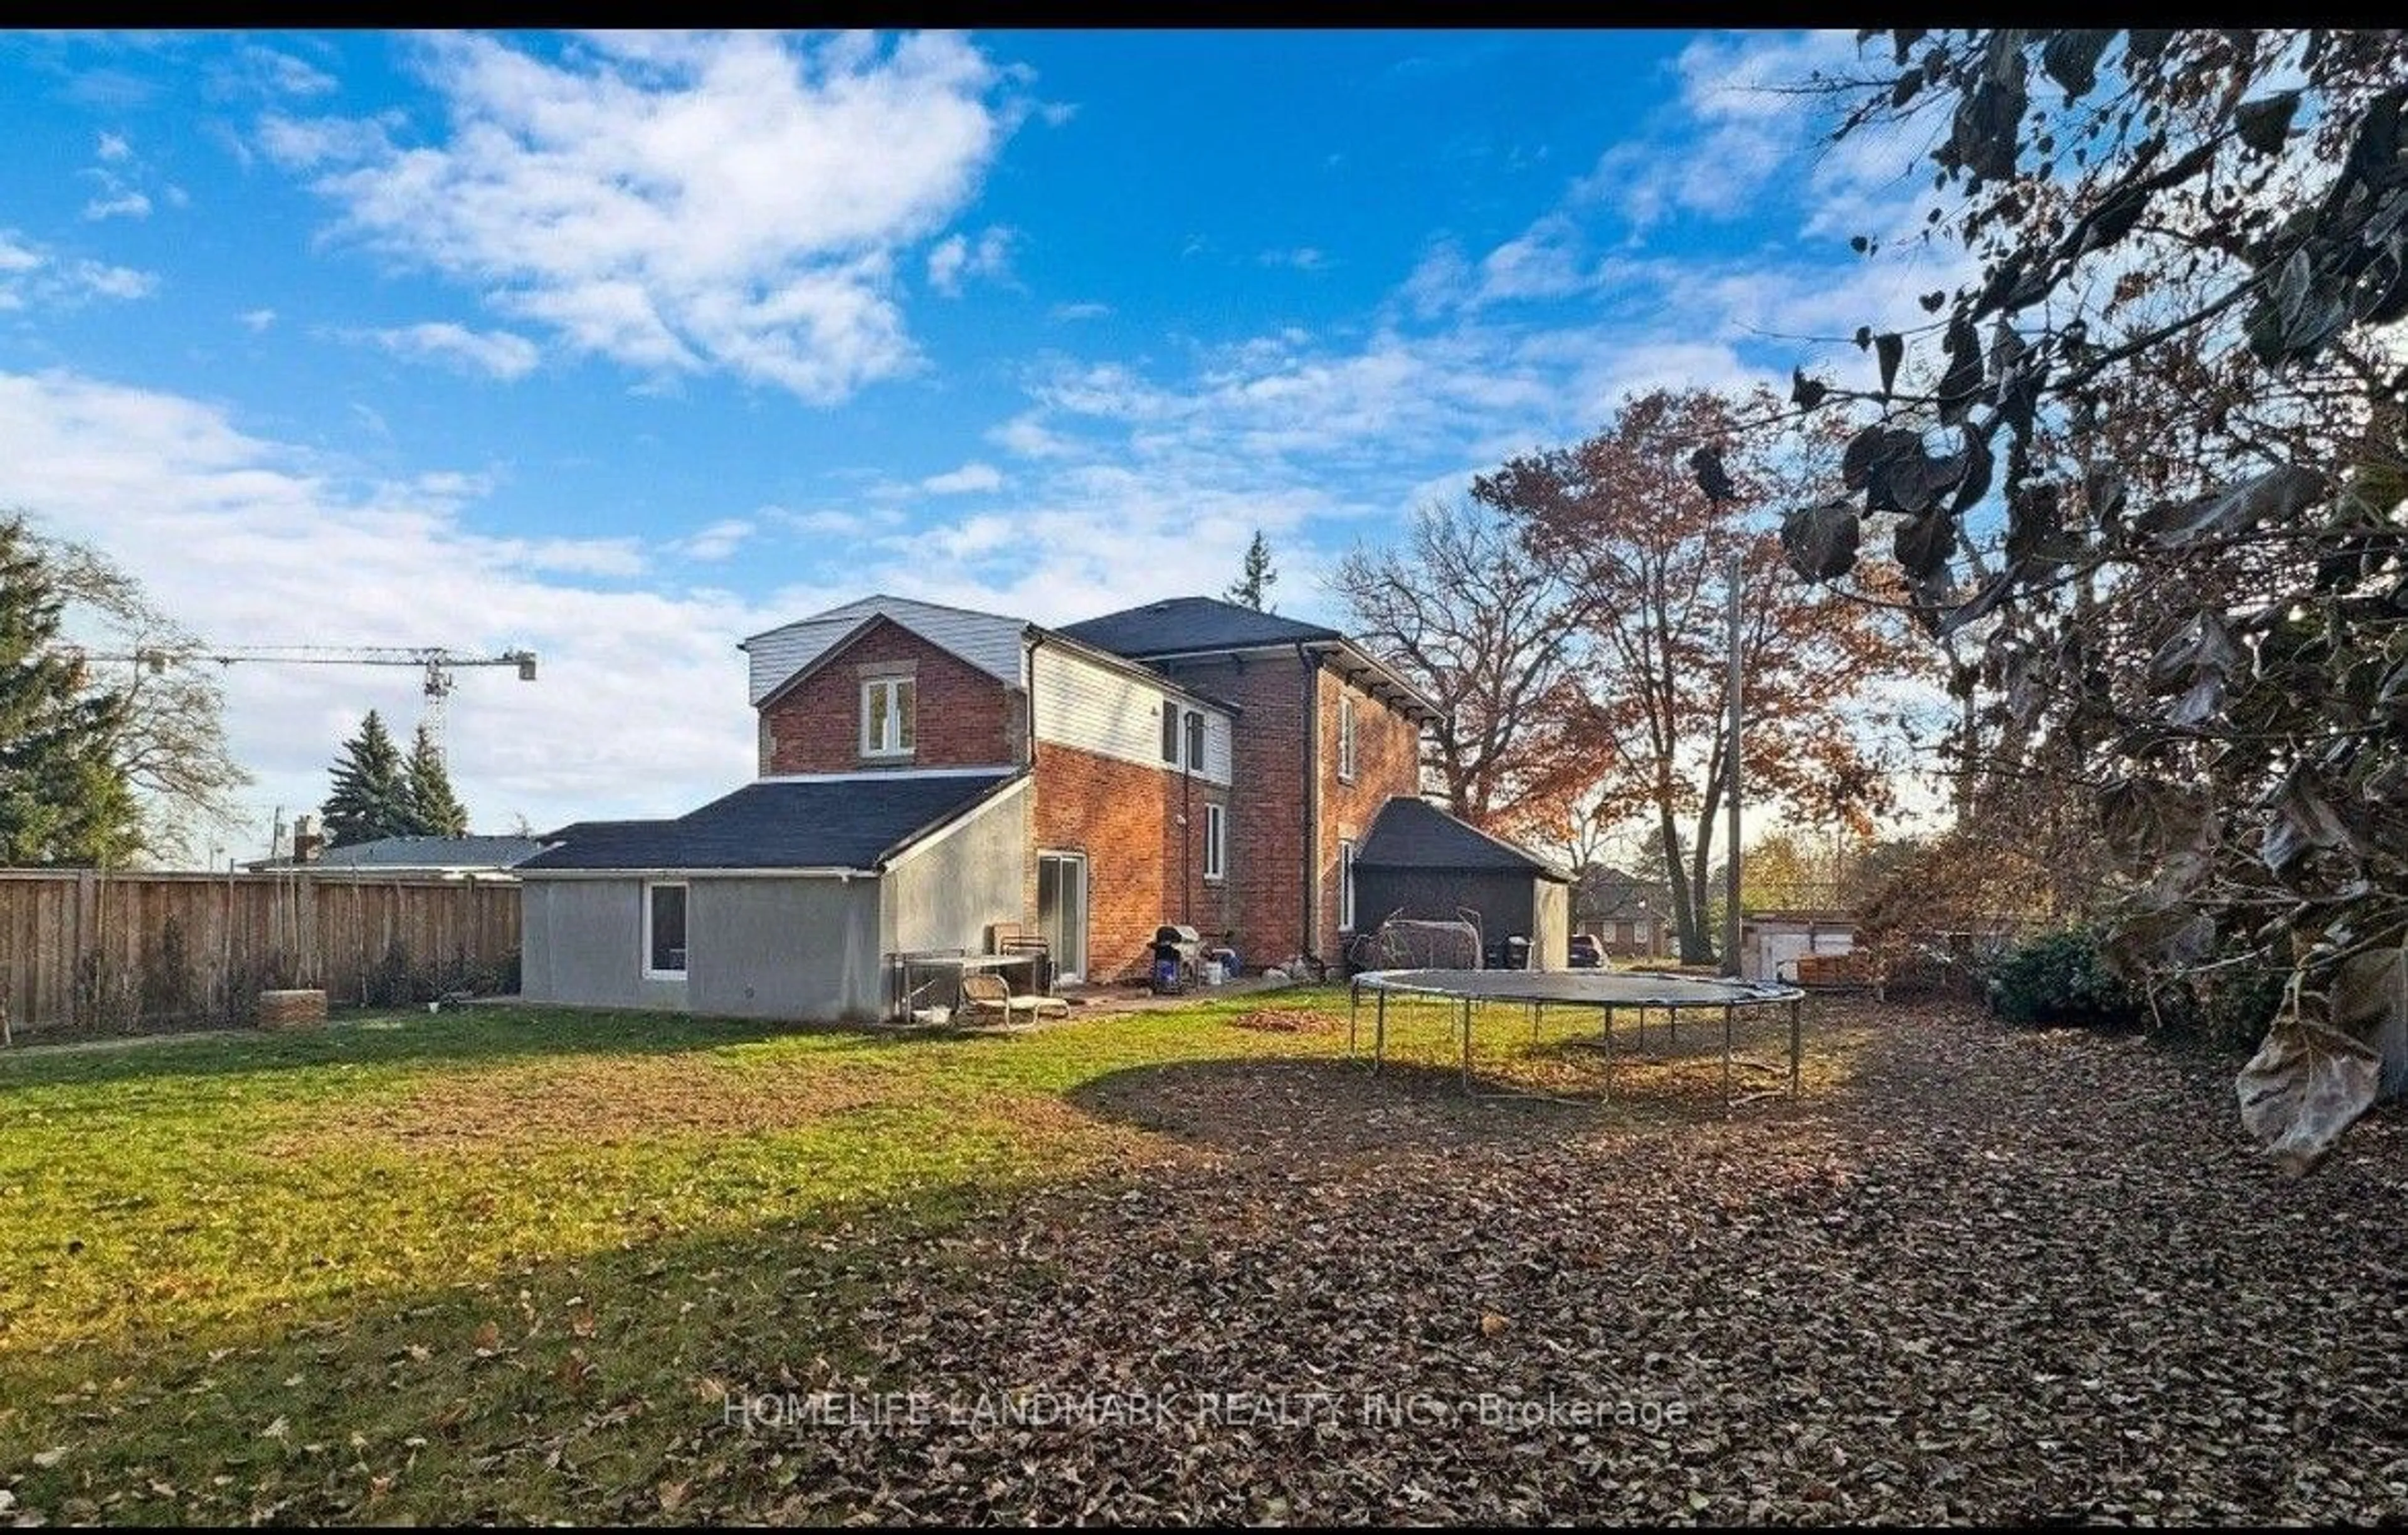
[515,593,1447,1021]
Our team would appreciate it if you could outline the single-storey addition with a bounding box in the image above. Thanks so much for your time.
[519,771,1028,1022]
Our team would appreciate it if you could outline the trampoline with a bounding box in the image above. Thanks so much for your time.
[1348,968,1808,1105]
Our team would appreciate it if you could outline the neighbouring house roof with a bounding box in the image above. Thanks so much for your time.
[738,594,1027,705]
[1577,865,1673,922]
[1355,796,1573,882]
[519,771,1022,873]
[246,835,548,873]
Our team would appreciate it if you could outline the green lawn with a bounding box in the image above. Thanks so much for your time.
[4,986,1694,1524]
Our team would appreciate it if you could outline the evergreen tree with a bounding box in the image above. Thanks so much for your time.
[320,709,413,847]
[0,517,140,866]
[1223,530,1278,611]
[403,723,468,837]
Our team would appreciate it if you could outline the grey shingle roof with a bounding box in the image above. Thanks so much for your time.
[297,835,549,870]
[519,772,1019,873]
[1055,596,1341,658]
[1356,796,1571,881]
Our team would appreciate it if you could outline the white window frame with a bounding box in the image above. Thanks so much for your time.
[1338,838,1357,931]
[1337,693,1356,783]
[1183,708,1205,772]
[860,677,915,759]
[1203,802,1226,882]
[642,880,689,979]
[1160,698,1180,763]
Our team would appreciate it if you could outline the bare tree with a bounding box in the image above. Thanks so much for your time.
[1484,388,1922,964]
[1330,497,1593,829]
[38,528,250,864]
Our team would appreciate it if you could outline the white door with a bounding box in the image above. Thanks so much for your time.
[1038,852,1089,984]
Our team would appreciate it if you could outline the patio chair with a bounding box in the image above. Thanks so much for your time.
[957,973,1068,1026]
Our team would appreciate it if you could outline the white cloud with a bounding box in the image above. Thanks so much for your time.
[671,517,755,561]
[82,189,152,221]
[239,307,277,332]
[1574,30,1876,236]
[919,460,1003,495]
[263,31,1019,404]
[768,505,905,539]
[987,411,1075,460]
[362,321,543,381]
[204,43,342,101]
[1257,246,1331,272]
[926,224,1015,297]
[0,230,157,309]
[1471,214,1589,305]
[0,367,770,836]
[78,129,171,222]
[1048,300,1111,322]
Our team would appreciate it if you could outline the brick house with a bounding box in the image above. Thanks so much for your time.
[1573,865,1674,958]
[517,593,1450,1017]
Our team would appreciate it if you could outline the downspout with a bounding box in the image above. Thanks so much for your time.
[1181,727,1193,928]
[1024,629,1043,921]
[1297,640,1320,964]
[1023,630,1042,769]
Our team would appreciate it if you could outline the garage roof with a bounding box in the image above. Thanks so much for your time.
[1356,796,1572,881]
[521,771,1021,873]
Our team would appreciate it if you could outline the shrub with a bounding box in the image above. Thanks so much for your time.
[141,914,201,1026]
[1990,927,2148,1031]
[363,938,418,1008]
[221,949,297,1026]
[71,949,142,1035]
[2187,955,2290,1046]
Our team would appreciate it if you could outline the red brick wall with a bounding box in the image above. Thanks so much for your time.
[1030,742,1230,981]
[1144,653,1312,969]
[758,616,1021,774]
[1318,670,1423,957]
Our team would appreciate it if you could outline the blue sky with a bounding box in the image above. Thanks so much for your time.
[0,29,1960,853]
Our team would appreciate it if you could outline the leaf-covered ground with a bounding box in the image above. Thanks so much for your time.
[2,995,2402,1523]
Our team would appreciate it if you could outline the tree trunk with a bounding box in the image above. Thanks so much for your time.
[1661,807,1711,964]
[1684,810,1719,966]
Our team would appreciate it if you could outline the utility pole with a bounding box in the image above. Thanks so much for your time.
[1723,550,1743,979]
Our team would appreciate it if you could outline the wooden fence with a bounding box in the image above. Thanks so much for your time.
[0,868,520,1038]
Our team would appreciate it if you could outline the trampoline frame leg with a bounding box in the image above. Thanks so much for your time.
[1374,989,1388,1073]
[1459,996,1473,1092]
[1349,981,1360,1060]
[1601,1004,1612,1102]
[1789,998,1802,1099]
[1722,1003,1735,1110]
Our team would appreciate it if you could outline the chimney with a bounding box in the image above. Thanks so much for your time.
[292,813,324,864]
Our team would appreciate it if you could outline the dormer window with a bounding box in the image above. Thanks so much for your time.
[1184,709,1205,771]
[1161,698,1180,764]
[861,677,915,757]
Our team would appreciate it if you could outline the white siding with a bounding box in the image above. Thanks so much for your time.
[1033,645,1232,786]
[742,596,1027,705]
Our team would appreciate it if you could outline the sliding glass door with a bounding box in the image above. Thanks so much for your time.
[1037,851,1089,984]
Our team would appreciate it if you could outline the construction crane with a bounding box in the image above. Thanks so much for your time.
[77,644,539,764]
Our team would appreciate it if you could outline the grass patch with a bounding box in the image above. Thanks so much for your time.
[0,985,1872,1522]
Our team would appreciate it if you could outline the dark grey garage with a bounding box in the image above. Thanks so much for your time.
[1351,796,1571,969]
